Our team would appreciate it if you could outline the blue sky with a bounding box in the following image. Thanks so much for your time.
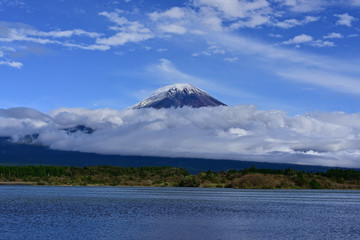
[1,0,360,114]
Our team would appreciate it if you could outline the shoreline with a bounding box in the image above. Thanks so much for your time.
[0,181,36,185]
[1,181,359,190]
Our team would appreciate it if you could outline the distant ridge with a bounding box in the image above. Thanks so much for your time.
[131,83,226,109]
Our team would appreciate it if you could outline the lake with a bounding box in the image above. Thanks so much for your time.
[1,186,359,240]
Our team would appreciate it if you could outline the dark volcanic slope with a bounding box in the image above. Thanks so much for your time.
[0,138,337,174]
[132,83,226,109]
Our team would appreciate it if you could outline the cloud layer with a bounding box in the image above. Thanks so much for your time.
[1,106,360,168]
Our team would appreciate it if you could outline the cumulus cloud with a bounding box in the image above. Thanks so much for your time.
[149,7,196,35]
[334,13,356,27]
[324,32,343,39]
[96,10,153,46]
[190,0,273,29]
[283,34,313,44]
[2,106,360,168]
[283,34,334,47]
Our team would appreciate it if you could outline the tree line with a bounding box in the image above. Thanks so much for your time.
[0,165,359,189]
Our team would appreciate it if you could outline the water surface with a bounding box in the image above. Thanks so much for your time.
[1,186,360,240]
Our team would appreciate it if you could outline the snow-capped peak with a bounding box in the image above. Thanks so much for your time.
[153,83,205,95]
[131,83,226,109]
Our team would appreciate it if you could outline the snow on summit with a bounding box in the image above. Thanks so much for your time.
[153,83,203,94]
[131,83,227,109]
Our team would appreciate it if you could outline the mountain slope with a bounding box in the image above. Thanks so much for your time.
[0,138,337,174]
[131,83,226,109]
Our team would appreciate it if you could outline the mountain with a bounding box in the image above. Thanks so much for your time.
[63,125,95,134]
[0,137,338,174]
[131,83,226,109]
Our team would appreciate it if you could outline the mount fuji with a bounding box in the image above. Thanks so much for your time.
[131,83,226,109]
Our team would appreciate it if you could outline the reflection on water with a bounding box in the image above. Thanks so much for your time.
[1,186,360,240]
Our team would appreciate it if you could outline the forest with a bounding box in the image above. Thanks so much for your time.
[0,165,360,189]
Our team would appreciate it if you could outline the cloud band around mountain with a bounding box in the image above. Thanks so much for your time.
[1,106,360,168]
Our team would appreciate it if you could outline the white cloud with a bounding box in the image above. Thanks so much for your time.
[0,23,109,52]
[156,48,168,52]
[147,58,208,86]
[193,45,225,57]
[207,29,358,75]
[193,0,270,19]
[97,10,153,46]
[277,69,360,95]
[231,14,270,28]
[99,9,127,25]
[279,0,326,12]
[0,10,154,55]
[273,16,319,29]
[146,59,245,98]
[0,36,23,69]
[351,0,360,6]
[96,31,152,46]
[62,42,110,51]
[274,19,299,29]
[149,7,186,21]
[32,29,102,38]
[0,0,25,8]
[3,106,360,168]
[324,32,343,39]
[283,34,313,44]
[269,33,282,38]
[310,40,334,47]
[334,13,356,27]
[192,51,211,57]
[348,34,359,38]
[224,57,238,62]
[282,34,334,47]
[0,23,102,41]
[0,26,60,44]
[0,60,23,68]
[158,24,187,34]
[0,46,15,52]
[197,8,223,31]
[192,0,272,29]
